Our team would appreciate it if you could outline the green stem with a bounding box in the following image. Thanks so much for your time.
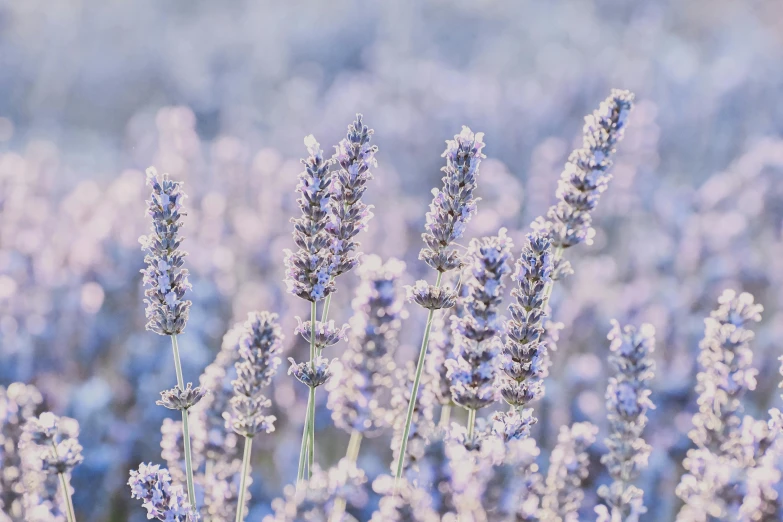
[394,270,444,489]
[58,472,77,522]
[307,300,317,479]
[170,334,196,508]
[235,436,253,522]
[296,396,312,485]
[438,405,452,429]
[467,408,476,440]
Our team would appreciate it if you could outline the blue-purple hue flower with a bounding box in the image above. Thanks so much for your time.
[128,463,198,521]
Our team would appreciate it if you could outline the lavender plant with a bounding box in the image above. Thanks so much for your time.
[22,413,84,522]
[394,126,485,486]
[128,463,198,522]
[595,321,656,522]
[140,167,201,506]
[224,311,283,522]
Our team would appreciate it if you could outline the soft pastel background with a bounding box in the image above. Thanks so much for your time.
[1,0,782,520]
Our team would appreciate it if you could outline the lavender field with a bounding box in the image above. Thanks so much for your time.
[2,1,783,521]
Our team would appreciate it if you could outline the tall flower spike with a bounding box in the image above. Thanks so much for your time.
[497,231,552,437]
[284,135,336,302]
[534,89,635,251]
[128,463,198,522]
[140,167,192,335]
[327,255,406,436]
[225,311,284,437]
[328,114,377,276]
[596,321,656,522]
[419,126,486,273]
[540,422,598,522]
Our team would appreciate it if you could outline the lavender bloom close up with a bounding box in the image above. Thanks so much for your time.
[596,321,656,522]
[328,114,378,277]
[406,280,456,311]
[140,167,192,336]
[288,356,336,389]
[284,136,336,302]
[294,318,350,351]
[419,126,486,273]
[327,255,406,436]
[128,463,198,522]
[157,383,207,411]
[225,311,283,437]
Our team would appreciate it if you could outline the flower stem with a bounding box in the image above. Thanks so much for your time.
[57,472,77,522]
[307,300,317,479]
[296,397,312,485]
[329,431,363,522]
[170,334,197,508]
[394,270,444,489]
[235,436,253,522]
[467,408,476,440]
[541,246,564,306]
[438,405,452,429]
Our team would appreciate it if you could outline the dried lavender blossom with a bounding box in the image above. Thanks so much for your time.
[540,422,598,522]
[453,229,514,342]
[499,231,553,413]
[328,114,377,277]
[419,126,486,273]
[263,459,368,522]
[288,356,336,388]
[406,280,457,310]
[534,90,634,250]
[284,135,336,302]
[23,413,84,475]
[225,311,283,437]
[157,383,207,411]
[597,321,656,521]
[327,255,406,436]
[294,318,350,351]
[140,167,192,335]
[128,463,198,522]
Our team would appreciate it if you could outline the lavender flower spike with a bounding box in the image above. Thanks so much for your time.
[284,135,335,303]
[140,167,192,336]
[23,413,83,522]
[128,463,198,522]
[534,89,635,252]
[596,321,656,522]
[419,126,486,273]
[328,113,378,277]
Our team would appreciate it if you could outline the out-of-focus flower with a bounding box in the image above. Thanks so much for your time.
[23,413,84,475]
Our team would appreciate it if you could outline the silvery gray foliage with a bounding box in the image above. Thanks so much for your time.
[406,280,457,311]
[498,231,552,427]
[156,383,207,411]
[328,114,378,277]
[596,321,656,522]
[327,255,406,436]
[287,356,336,389]
[533,89,635,251]
[294,318,350,351]
[284,135,336,302]
[262,459,368,522]
[23,413,84,475]
[225,311,283,437]
[419,126,486,273]
[128,463,198,522]
[140,167,192,336]
[676,290,766,521]
[540,422,598,522]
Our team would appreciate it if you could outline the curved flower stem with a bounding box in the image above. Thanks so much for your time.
[297,398,313,484]
[394,270,444,489]
[329,431,363,522]
[170,334,197,508]
[467,408,476,440]
[235,436,253,522]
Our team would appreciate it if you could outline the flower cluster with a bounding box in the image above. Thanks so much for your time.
[406,280,457,311]
[535,89,635,250]
[294,318,349,351]
[140,167,192,335]
[284,136,336,302]
[157,382,207,411]
[419,126,486,273]
[288,356,336,388]
[596,321,656,521]
[23,413,84,476]
[225,311,283,437]
[327,255,406,436]
[328,114,378,277]
[128,463,198,521]
[497,231,553,425]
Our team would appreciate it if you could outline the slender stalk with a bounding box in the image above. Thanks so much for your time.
[307,300,317,478]
[51,441,77,522]
[394,271,444,488]
[438,405,452,429]
[170,334,197,508]
[297,397,312,484]
[541,246,564,306]
[235,436,253,522]
[330,431,364,522]
[467,408,476,440]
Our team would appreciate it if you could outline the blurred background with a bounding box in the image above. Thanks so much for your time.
[1,0,783,520]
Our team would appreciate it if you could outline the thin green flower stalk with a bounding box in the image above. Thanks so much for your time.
[224,312,283,521]
[140,167,202,509]
[394,126,485,486]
